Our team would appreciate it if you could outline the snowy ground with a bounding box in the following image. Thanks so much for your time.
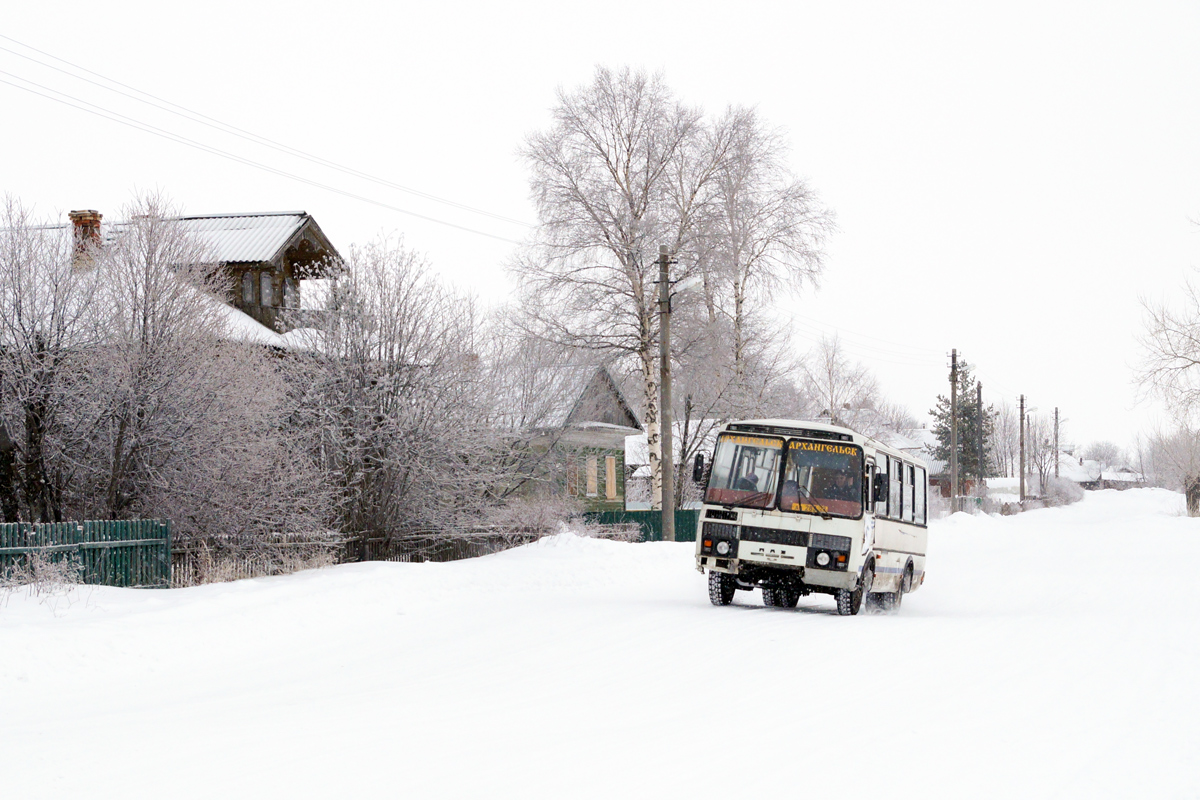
[2,489,1197,799]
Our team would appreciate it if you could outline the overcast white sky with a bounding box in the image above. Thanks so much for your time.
[3,0,1198,451]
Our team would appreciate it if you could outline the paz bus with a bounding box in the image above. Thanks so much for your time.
[694,419,928,615]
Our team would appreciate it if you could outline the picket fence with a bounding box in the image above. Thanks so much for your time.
[0,520,171,588]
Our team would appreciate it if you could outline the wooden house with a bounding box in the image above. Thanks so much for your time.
[67,209,341,337]
[513,366,642,512]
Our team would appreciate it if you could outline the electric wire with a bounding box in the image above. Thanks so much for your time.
[0,71,524,245]
[0,33,534,229]
[0,35,1044,402]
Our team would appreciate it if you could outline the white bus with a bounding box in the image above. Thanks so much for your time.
[694,419,928,615]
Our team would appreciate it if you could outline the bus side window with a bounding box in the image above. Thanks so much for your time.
[915,466,927,524]
[902,463,914,523]
[875,455,889,517]
[890,458,902,518]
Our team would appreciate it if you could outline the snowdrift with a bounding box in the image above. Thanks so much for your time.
[2,489,1196,799]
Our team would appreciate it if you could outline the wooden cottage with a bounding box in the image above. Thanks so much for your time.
[160,211,341,333]
[515,366,642,512]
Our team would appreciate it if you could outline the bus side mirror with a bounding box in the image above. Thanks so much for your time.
[873,473,889,502]
[692,453,706,483]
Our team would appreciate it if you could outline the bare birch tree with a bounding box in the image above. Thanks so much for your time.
[798,335,881,430]
[990,399,1020,478]
[1139,276,1200,421]
[701,108,833,384]
[516,66,717,510]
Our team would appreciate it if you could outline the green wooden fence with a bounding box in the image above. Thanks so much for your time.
[0,520,171,588]
[582,510,701,542]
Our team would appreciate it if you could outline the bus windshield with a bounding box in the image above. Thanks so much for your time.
[704,434,784,509]
[779,440,864,519]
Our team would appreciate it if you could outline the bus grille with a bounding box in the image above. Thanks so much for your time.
[740,527,806,547]
[702,522,738,539]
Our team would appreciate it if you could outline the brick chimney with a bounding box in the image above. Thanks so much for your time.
[68,209,102,267]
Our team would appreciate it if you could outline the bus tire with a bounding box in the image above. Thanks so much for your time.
[762,587,778,607]
[708,571,735,606]
[837,561,872,616]
[879,579,906,613]
[777,587,800,608]
[901,562,914,593]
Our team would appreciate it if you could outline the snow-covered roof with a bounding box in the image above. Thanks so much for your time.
[164,212,310,263]
[1101,469,1145,483]
[492,365,640,432]
[37,211,338,267]
[1058,455,1101,484]
[215,301,289,348]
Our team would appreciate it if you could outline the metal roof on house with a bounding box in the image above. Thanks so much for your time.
[31,210,337,266]
[170,212,311,264]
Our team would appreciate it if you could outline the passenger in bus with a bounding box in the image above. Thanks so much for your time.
[826,470,857,502]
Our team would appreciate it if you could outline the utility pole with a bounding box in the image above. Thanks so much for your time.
[1019,394,1026,503]
[977,381,984,490]
[950,349,959,512]
[1054,407,1060,479]
[658,245,675,543]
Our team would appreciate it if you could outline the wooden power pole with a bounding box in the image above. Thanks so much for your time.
[950,349,959,512]
[658,245,675,542]
[1054,407,1060,479]
[1019,394,1026,503]
[977,381,984,489]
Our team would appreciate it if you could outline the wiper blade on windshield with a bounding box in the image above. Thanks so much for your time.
[794,484,832,519]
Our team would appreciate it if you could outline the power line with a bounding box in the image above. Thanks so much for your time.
[0,33,534,229]
[0,71,524,245]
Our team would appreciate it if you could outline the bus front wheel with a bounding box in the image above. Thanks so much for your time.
[708,571,736,606]
[836,563,872,616]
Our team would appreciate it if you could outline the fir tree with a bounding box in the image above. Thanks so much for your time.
[929,361,994,479]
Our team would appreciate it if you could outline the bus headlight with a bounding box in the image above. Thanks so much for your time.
[716,540,732,556]
[815,551,831,567]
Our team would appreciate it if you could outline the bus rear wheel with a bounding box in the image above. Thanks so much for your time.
[762,587,778,607]
[708,571,736,606]
[776,587,800,608]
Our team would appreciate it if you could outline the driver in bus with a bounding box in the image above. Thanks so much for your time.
[826,469,857,502]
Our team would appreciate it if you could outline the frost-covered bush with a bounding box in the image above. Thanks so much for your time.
[1042,476,1085,507]
[1,550,82,606]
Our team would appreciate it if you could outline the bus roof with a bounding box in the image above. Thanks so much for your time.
[719,418,912,461]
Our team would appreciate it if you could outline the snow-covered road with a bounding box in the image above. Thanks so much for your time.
[3,489,1197,799]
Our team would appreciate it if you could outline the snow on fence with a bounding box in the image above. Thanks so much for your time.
[171,529,547,586]
[4,522,606,590]
[0,520,171,588]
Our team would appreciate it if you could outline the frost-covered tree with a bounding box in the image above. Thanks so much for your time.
[799,335,880,431]
[67,195,330,540]
[0,193,330,539]
[700,107,832,383]
[1083,440,1126,469]
[287,237,528,550]
[515,66,719,510]
[0,196,99,521]
[989,399,1020,478]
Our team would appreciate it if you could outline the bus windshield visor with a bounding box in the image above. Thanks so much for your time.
[780,441,864,518]
[704,434,784,509]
